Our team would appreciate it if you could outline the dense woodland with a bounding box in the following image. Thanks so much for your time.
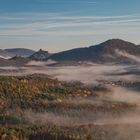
[0,74,138,140]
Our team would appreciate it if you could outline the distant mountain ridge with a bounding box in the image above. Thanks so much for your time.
[29,49,52,61]
[0,48,34,66]
[0,39,140,65]
[5,48,35,57]
[0,49,14,59]
[48,39,140,64]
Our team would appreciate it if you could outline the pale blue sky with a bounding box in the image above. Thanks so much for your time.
[0,0,140,52]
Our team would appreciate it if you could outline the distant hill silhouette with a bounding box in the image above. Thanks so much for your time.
[0,39,140,65]
[5,48,35,57]
[0,49,14,59]
[29,49,52,61]
[48,39,140,64]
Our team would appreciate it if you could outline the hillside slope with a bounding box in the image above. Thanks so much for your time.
[48,39,140,64]
[5,48,35,57]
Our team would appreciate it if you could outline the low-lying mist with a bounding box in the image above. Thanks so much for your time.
[9,86,139,127]
[107,87,140,103]
[1,62,140,139]
[0,63,139,84]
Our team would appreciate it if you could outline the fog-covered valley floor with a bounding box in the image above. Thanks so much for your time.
[0,62,139,82]
[0,62,140,140]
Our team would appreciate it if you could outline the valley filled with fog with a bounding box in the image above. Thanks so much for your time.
[0,62,139,82]
[0,62,140,140]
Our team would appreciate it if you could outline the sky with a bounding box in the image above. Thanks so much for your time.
[0,0,140,52]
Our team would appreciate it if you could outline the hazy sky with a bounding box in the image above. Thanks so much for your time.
[0,0,140,52]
